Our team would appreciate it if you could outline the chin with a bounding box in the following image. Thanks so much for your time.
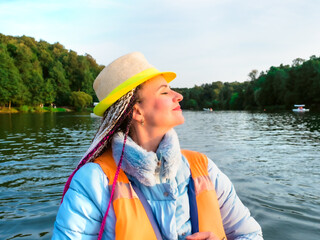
[174,115,185,126]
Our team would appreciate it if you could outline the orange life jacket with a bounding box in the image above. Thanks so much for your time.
[94,149,227,240]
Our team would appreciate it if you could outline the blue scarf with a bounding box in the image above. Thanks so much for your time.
[112,129,182,186]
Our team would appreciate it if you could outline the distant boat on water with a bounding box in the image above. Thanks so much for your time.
[203,108,213,112]
[292,104,309,112]
[90,113,102,118]
[90,102,102,117]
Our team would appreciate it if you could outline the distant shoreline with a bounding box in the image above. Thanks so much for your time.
[1,106,319,114]
[0,106,93,114]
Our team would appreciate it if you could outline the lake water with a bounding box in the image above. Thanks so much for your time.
[0,111,319,239]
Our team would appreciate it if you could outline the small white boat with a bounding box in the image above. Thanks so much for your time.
[203,108,213,112]
[292,104,309,112]
[90,102,102,117]
[90,112,102,118]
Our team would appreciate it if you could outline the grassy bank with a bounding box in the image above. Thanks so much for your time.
[0,106,96,113]
[0,107,19,113]
[0,106,69,113]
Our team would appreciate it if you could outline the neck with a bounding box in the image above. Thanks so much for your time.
[130,125,169,152]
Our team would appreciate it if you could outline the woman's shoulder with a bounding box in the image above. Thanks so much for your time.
[180,150,227,189]
[73,162,106,182]
[180,149,220,174]
[69,162,110,200]
[54,163,112,237]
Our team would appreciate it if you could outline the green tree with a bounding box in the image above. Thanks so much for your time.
[37,40,54,79]
[63,50,80,91]
[28,70,46,105]
[0,44,27,107]
[248,69,259,81]
[43,79,56,105]
[0,34,103,109]
[69,91,93,110]
[243,81,257,110]
[185,99,198,109]
[219,83,234,109]
[49,61,70,105]
[292,58,305,67]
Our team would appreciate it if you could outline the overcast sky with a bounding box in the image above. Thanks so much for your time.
[1,0,319,87]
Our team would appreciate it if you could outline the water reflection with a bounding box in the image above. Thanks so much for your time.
[0,111,320,239]
[176,111,320,240]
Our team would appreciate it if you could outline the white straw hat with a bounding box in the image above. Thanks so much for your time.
[93,52,176,116]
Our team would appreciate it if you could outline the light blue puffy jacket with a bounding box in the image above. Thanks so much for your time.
[53,130,263,239]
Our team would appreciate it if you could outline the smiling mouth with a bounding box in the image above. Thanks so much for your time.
[173,106,181,111]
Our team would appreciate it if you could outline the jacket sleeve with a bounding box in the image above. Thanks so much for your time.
[207,158,263,240]
[52,163,114,239]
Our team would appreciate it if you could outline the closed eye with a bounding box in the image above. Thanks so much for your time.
[158,84,171,93]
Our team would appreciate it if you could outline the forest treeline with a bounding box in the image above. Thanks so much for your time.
[0,33,103,109]
[1,34,320,111]
[174,56,320,111]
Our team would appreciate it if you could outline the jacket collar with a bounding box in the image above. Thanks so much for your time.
[111,129,182,186]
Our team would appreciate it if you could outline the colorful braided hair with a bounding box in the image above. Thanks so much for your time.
[60,87,140,239]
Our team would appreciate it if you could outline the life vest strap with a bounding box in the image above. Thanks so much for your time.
[131,181,163,240]
[188,177,199,234]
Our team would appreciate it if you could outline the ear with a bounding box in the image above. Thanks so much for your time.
[132,104,144,122]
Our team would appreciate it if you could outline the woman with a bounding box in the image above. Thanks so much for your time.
[53,52,263,240]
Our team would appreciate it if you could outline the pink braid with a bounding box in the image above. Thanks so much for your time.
[97,105,133,239]
[97,127,129,239]
[60,94,137,203]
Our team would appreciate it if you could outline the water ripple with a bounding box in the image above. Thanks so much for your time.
[1,111,320,239]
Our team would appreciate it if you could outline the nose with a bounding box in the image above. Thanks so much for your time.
[173,90,183,102]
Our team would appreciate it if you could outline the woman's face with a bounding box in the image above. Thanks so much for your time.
[135,75,184,132]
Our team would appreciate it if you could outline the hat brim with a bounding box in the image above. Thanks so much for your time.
[93,67,176,116]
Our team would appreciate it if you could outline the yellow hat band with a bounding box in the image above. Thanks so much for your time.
[93,67,176,116]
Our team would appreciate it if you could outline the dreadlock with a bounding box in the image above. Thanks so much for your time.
[61,87,140,202]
